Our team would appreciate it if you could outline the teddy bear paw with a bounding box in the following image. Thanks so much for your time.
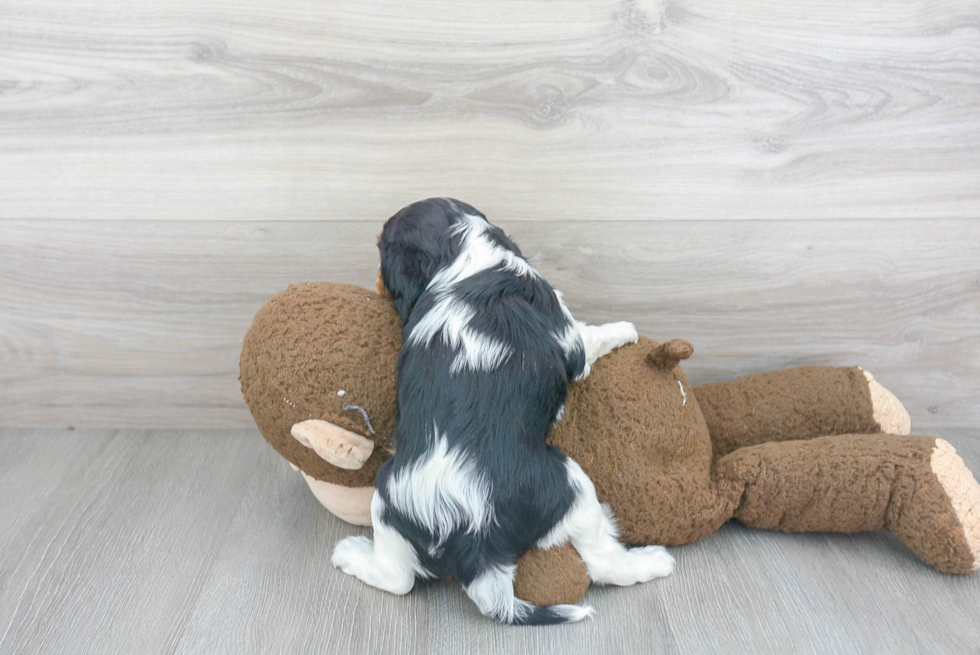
[861,370,911,435]
[929,439,980,573]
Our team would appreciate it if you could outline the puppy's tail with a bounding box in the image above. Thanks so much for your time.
[464,564,594,626]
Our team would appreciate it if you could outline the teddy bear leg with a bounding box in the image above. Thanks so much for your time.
[861,369,912,435]
[713,434,980,574]
[694,366,910,459]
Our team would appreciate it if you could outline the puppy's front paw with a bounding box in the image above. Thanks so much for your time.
[605,321,639,346]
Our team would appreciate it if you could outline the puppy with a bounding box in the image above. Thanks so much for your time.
[332,198,674,625]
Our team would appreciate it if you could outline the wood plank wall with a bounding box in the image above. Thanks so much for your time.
[1,0,978,430]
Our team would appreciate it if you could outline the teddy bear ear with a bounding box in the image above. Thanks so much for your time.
[291,419,375,470]
[647,339,694,372]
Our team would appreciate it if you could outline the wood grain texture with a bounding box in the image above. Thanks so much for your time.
[0,428,978,654]
[3,3,978,649]
[0,429,262,654]
[2,218,978,430]
[1,0,978,221]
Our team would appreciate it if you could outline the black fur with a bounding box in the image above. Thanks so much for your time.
[378,198,466,322]
[376,198,588,625]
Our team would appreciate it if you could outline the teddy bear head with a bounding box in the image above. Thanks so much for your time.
[240,282,402,489]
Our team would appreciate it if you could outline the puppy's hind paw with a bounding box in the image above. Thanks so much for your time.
[332,535,374,575]
[629,545,675,582]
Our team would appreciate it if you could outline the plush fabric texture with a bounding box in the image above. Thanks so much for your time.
[714,434,978,574]
[548,337,736,546]
[695,366,881,459]
[513,545,591,607]
[240,282,400,488]
[239,282,980,606]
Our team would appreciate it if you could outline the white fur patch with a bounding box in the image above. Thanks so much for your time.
[537,458,674,586]
[556,322,581,356]
[554,403,566,424]
[386,429,494,545]
[559,324,592,381]
[554,289,576,323]
[406,212,527,373]
[451,329,514,374]
[407,292,513,373]
[537,459,616,551]
[553,296,640,383]
[430,212,537,290]
[553,293,585,376]
[464,565,593,624]
[571,320,639,381]
[408,292,474,349]
[331,494,424,595]
[465,564,529,624]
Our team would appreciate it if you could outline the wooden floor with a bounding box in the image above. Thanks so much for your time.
[1,427,979,655]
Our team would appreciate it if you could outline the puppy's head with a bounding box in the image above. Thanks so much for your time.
[378,198,483,322]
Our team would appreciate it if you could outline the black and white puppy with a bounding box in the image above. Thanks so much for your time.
[332,198,673,625]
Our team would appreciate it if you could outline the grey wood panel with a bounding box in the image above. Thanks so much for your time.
[0,428,978,654]
[1,0,978,222]
[0,429,262,655]
[2,218,978,430]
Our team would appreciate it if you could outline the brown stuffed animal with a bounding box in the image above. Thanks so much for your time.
[240,282,980,606]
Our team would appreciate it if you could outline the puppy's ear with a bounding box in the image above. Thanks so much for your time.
[379,242,435,322]
[378,198,461,322]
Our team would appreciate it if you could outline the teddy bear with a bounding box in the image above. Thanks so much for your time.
[240,281,980,606]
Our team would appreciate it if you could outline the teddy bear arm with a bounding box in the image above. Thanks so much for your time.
[712,433,980,574]
[694,366,908,459]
